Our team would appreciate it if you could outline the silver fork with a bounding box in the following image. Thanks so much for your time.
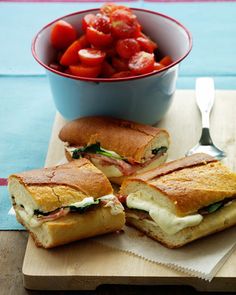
[186,77,226,160]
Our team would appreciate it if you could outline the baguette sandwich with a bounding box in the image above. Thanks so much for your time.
[119,153,236,248]
[8,158,125,248]
[59,116,170,184]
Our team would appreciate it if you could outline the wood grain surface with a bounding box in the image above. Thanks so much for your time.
[2,90,236,294]
[1,232,236,295]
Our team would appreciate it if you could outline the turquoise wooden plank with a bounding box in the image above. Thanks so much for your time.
[143,2,236,81]
[0,76,55,177]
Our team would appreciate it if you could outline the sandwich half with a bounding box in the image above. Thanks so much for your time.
[8,158,125,248]
[119,153,236,248]
[59,116,170,185]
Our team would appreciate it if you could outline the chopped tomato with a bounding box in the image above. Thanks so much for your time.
[100,61,116,77]
[110,9,141,39]
[100,3,118,16]
[86,26,113,48]
[128,51,155,75]
[103,46,117,57]
[154,62,165,71]
[49,63,64,72]
[51,20,77,50]
[160,55,173,66]
[112,56,129,71]
[69,64,102,78]
[100,3,131,16]
[116,38,140,59]
[90,13,111,34]
[136,34,158,53]
[60,35,89,66]
[111,71,132,78]
[82,14,96,32]
[78,48,106,66]
[49,3,173,79]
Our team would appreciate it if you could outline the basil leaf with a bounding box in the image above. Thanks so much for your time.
[69,199,100,213]
[152,146,168,155]
[34,209,51,216]
[206,201,224,213]
[34,199,100,216]
[72,142,124,160]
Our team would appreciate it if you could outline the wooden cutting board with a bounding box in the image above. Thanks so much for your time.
[23,90,236,291]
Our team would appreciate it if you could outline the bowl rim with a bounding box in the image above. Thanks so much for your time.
[32,7,192,83]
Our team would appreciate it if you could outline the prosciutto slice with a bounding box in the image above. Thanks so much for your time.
[84,152,164,176]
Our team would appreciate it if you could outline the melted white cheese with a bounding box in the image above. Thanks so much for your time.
[70,197,96,208]
[126,191,203,235]
[90,158,123,177]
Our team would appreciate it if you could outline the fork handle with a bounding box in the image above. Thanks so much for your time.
[195,77,215,128]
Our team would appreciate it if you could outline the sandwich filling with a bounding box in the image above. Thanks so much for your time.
[67,142,168,178]
[13,194,124,228]
[121,191,235,235]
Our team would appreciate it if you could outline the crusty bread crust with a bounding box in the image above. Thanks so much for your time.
[125,200,236,248]
[15,206,125,248]
[59,116,169,163]
[120,153,236,215]
[8,159,113,212]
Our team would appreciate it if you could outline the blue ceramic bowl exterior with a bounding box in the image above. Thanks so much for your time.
[47,65,178,124]
[33,8,192,125]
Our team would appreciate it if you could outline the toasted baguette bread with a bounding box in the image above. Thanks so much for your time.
[120,153,236,248]
[8,159,125,248]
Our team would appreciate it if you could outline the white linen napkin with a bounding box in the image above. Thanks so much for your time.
[95,225,236,281]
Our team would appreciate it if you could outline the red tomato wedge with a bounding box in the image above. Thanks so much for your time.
[136,34,158,53]
[100,61,116,77]
[110,9,141,39]
[116,38,140,59]
[112,56,129,71]
[128,51,155,75]
[111,71,131,78]
[60,35,89,66]
[78,48,106,66]
[159,55,173,66]
[69,64,102,78]
[100,3,118,16]
[90,13,111,34]
[82,14,96,32]
[154,62,165,71]
[49,63,63,72]
[100,3,131,16]
[86,27,113,48]
[103,46,117,57]
[51,20,77,50]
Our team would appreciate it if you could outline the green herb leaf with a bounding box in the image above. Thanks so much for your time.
[152,146,168,155]
[206,201,224,213]
[34,209,51,216]
[72,142,124,160]
[69,199,100,213]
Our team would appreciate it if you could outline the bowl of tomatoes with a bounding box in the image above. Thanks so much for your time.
[32,3,192,124]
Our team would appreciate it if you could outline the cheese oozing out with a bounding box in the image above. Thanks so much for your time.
[126,191,203,235]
